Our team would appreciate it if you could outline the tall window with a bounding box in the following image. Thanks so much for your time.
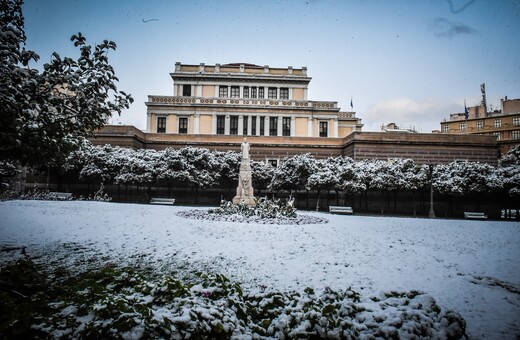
[319,121,328,137]
[280,88,289,100]
[282,117,291,136]
[178,117,188,134]
[258,87,264,99]
[494,119,502,128]
[219,86,228,98]
[182,85,191,96]
[493,132,501,141]
[476,121,484,130]
[459,122,466,131]
[230,86,240,98]
[216,115,225,135]
[512,130,520,140]
[268,87,277,99]
[251,87,257,98]
[441,124,449,133]
[243,116,249,135]
[230,116,239,135]
[243,86,249,98]
[157,117,166,133]
[251,116,257,135]
[269,117,278,136]
[513,117,520,126]
[259,116,265,135]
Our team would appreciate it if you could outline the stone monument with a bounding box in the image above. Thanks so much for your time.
[233,138,256,206]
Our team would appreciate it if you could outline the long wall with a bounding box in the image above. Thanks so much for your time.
[91,125,499,165]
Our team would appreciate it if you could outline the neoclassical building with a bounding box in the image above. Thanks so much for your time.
[91,62,500,166]
[145,62,363,138]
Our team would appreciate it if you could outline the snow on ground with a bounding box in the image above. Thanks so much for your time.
[0,200,519,339]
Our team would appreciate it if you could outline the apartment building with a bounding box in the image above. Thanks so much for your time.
[440,97,520,154]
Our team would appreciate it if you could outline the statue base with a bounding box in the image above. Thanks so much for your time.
[232,161,256,206]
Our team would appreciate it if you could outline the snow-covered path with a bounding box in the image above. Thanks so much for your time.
[1,200,519,339]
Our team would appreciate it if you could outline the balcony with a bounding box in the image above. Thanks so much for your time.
[147,96,338,110]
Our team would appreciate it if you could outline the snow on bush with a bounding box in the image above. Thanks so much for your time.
[178,197,328,225]
[1,259,466,339]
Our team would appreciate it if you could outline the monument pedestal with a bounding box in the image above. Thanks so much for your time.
[232,162,256,206]
[233,138,256,206]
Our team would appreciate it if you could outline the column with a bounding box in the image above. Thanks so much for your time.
[291,116,296,136]
[194,113,200,134]
[333,118,339,137]
[307,117,313,137]
[146,113,151,132]
[225,114,230,135]
[212,114,217,134]
[264,116,269,136]
[196,85,202,97]
[277,116,283,136]
[256,116,261,136]
[247,115,252,135]
[238,115,244,136]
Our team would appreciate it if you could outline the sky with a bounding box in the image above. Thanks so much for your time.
[21,0,520,133]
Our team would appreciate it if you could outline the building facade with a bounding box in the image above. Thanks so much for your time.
[145,62,363,139]
[440,97,520,154]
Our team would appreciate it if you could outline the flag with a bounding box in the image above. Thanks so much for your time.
[464,100,469,120]
[350,97,353,109]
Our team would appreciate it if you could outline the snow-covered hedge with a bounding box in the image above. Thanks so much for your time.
[63,142,520,198]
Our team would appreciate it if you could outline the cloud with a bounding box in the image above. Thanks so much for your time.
[362,98,462,133]
[431,17,476,38]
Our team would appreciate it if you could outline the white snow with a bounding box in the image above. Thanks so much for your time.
[1,200,519,338]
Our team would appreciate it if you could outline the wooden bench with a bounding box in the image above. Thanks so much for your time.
[1,244,27,255]
[464,212,488,220]
[48,192,73,200]
[329,206,353,214]
[150,197,175,205]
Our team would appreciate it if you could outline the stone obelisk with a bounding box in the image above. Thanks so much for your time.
[233,138,256,206]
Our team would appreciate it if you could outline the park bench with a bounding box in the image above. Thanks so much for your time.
[329,206,353,214]
[48,192,73,200]
[464,212,488,220]
[150,197,175,205]
[1,244,27,255]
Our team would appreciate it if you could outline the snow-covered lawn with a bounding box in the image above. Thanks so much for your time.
[1,200,519,339]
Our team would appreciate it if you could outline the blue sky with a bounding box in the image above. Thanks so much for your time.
[22,0,520,132]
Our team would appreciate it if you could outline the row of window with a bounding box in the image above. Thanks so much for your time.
[156,116,330,137]
[182,84,290,99]
[448,118,519,133]
[216,116,293,136]
[219,86,289,99]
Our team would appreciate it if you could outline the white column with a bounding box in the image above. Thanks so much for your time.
[238,115,244,136]
[146,113,151,132]
[194,113,200,134]
[256,116,261,136]
[214,86,219,97]
[264,116,269,136]
[225,114,230,135]
[196,85,202,97]
[333,118,339,137]
[247,115,252,135]
[307,117,313,137]
[291,116,296,136]
[303,88,308,100]
[212,114,217,134]
[277,116,283,136]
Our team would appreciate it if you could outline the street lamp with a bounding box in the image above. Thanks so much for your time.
[428,164,436,218]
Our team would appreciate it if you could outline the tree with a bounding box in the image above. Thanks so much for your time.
[269,153,317,194]
[0,0,133,168]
